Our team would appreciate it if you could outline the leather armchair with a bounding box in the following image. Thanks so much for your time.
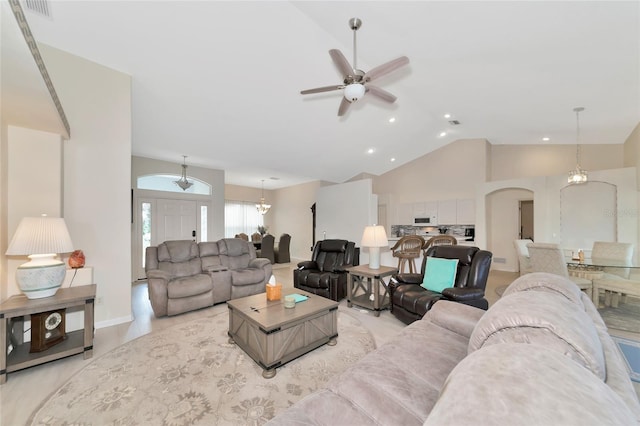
[388,245,492,324]
[293,239,359,301]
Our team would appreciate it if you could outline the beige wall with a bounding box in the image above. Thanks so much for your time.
[39,44,133,327]
[490,144,624,181]
[623,122,640,187]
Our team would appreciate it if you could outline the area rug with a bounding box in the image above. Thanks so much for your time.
[597,296,640,334]
[30,310,375,426]
[611,336,640,383]
[495,285,508,297]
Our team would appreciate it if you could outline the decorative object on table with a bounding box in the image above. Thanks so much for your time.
[256,180,271,215]
[257,225,268,236]
[68,249,85,268]
[29,309,66,352]
[300,17,410,117]
[361,225,388,269]
[284,295,296,308]
[266,275,281,300]
[5,215,74,299]
[568,106,588,184]
[174,155,193,191]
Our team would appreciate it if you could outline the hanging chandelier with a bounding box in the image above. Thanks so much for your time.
[256,180,271,215]
[174,155,193,191]
[568,107,588,185]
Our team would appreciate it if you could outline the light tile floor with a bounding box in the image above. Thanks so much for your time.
[0,266,637,425]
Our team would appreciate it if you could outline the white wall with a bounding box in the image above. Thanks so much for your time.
[39,44,133,328]
[4,126,63,297]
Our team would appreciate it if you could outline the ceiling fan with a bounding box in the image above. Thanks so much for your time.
[301,18,410,116]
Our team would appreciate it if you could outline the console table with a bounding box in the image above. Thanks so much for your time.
[0,284,96,384]
[347,265,398,316]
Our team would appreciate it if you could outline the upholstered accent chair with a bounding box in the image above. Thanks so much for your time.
[390,235,425,273]
[388,245,492,324]
[256,233,275,264]
[274,233,291,263]
[527,242,593,298]
[590,241,635,307]
[513,239,533,276]
[293,239,359,301]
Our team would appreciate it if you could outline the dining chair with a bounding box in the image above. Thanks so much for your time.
[235,233,249,241]
[256,234,275,264]
[390,235,425,273]
[513,239,533,276]
[590,241,634,307]
[274,233,291,263]
[527,243,593,299]
[423,235,457,251]
[251,232,262,242]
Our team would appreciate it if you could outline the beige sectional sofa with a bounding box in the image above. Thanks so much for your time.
[145,238,272,317]
[267,272,640,425]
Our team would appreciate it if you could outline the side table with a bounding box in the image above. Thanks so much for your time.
[0,284,96,384]
[347,265,398,317]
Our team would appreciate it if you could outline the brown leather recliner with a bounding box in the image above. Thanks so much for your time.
[293,239,359,301]
[388,245,492,324]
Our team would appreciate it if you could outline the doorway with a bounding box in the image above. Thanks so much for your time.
[519,200,534,240]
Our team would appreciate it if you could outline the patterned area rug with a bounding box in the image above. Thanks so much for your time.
[30,310,374,426]
[611,336,640,383]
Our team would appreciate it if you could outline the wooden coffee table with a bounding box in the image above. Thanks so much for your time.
[227,290,338,378]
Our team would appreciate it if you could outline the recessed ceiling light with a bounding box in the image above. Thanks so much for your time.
[388,117,396,123]
[439,131,447,137]
[542,137,550,142]
[444,113,451,119]
[367,148,375,154]
[390,157,396,162]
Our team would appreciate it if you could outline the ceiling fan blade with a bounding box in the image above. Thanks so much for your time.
[364,56,410,82]
[301,85,343,95]
[337,97,351,116]
[329,49,354,79]
[366,85,397,103]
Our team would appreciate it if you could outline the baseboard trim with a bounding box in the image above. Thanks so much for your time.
[96,314,133,329]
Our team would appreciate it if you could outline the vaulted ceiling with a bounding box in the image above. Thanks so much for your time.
[11,1,640,189]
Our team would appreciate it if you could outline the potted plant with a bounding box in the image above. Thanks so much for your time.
[257,225,268,236]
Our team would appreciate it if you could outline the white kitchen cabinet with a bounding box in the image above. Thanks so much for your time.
[397,203,413,225]
[456,199,475,224]
[437,200,457,225]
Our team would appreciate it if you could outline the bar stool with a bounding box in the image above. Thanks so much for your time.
[391,235,425,273]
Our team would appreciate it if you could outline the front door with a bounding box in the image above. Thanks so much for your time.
[156,199,197,243]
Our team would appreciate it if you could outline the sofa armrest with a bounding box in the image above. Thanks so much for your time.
[442,287,485,302]
[394,273,423,284]
[425,300,485,338]
[297,261,318,270]
[147,269,171,281]
[249,257,271,269]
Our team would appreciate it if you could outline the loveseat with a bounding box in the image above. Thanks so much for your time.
[145,239,272,317]
[267,272,640,425]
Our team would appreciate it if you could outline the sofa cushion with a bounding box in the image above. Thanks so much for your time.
[158,240,199,262]
[502,272,583,305]
[422,257,458,293]
[469,291,606,381]
[167,274,212,298]
[425,343,636,426]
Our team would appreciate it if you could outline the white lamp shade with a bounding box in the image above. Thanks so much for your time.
[361,225,388,248]
[6,216,74,256]
[344,83,366,102]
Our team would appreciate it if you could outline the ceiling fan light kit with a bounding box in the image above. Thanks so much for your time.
[301,18,409,116]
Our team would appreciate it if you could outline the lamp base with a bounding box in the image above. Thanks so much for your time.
[368,247,381,269]
[16,255,66,299]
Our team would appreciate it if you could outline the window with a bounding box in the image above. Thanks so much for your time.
[200,205,208,242]
[225,200,263,237]
[141,202,152,268]
[137,174,211,195]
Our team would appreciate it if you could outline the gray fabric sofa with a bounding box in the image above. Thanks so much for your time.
[267,272,640,425]
[145,239,272,317]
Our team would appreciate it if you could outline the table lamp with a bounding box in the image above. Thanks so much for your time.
[361,225,388,269]
[5,215,74,299]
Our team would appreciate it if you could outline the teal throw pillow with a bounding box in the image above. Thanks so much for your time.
[421,257,459,293]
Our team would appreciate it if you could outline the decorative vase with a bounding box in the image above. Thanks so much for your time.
[68,250,85,268]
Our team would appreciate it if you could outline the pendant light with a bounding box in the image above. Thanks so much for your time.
[568,107,588,184]
[174,155,193,191]
[256,180,271,215]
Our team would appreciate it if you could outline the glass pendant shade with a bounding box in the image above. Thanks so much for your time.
[344,83,366,102]
[568,107,588,185]
[174,156,193,191]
